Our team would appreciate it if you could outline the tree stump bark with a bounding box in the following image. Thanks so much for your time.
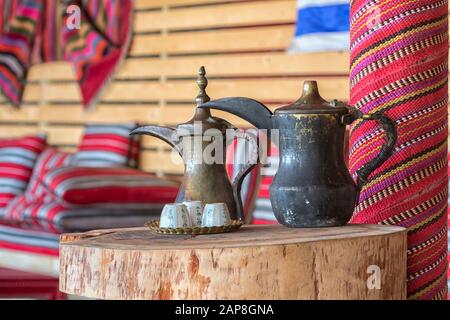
[59,224,407,300]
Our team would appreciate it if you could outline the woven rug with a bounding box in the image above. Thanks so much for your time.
[0,0,133,109]
[349,0,448,299]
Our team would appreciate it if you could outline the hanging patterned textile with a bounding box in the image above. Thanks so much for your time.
[0,0,133,109]
[349,0,448,299]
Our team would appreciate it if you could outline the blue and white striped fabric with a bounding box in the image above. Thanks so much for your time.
[288,0,350,53]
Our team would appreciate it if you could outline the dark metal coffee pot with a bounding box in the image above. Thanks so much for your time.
[130,67,257,221]
[199,80,397,227]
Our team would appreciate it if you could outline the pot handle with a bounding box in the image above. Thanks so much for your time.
[334,101,398,194]
[230,130,259,223]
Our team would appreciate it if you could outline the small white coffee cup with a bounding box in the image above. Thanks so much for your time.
[183,201,204,227]
[160,204,192,228]
[201,203,231,227]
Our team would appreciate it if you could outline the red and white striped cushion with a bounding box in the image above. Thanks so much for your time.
[0,223,59,256]
[25,148,73,202]
[72,124,140,168]
[0,135,47,218]
[41,167,179,208]
[4,193,175,233]
[0,267,62,300]
[2,147,179,231]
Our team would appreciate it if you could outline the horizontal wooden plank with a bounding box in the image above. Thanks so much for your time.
[44,126,83,145]
[135,0,243,9]
[41,82,81,101]
[28,62,75,81]
[140,150,184,174]
[22,83,40,102]
[4,102,450,145]
[0,124,82,145]
[0,82,61,102]
[0,105,159,125]
[25,52,350,81]
[0,125,41,138]
[39,77,348,102]
[132,25,294,55]
[0,121,175,151]
[135,0,296,32]
[0,106,40,123]
[141,135,176,149]
[0,105,271,145]
[0,125,184,173]
[39,104,160,124]
[119,52,350,78]
[103,77,350,101]
[161,104,279,127]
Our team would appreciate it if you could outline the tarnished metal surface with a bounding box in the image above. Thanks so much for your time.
[200,81,397,228]
[130,67,257,220]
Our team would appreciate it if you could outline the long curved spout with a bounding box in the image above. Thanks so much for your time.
[130,125,182,156]
[199,97,273,130]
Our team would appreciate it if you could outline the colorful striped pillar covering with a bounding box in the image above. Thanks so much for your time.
[349,0,448,299]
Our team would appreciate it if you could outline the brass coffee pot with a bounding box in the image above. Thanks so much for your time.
[199,81,397,227]
[130,67,258,221]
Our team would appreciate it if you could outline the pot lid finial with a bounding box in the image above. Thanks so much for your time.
[177,66,231,135]
[195,66,211,107]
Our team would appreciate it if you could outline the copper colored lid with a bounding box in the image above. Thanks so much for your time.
[275,81,348,115]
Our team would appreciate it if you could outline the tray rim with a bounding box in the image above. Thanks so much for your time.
[144,219,244,235]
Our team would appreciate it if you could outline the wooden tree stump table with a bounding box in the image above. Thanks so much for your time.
[59,224,407,300]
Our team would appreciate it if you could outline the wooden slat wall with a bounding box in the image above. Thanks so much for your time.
[0,0,352,175]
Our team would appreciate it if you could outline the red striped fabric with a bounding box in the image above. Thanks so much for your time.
[350,0,448,299]
[0,267,63,300]
[1,146,180,232]
[3,166,179,232]
[41,167,179,207]
[25,148,73,202]
[447,154,450,299]
[73,124,140,168]
[4,192,181,233]
[0,1,133,109]
[0,223,59,256]
[0,135,47,217]
[0,1,19,35]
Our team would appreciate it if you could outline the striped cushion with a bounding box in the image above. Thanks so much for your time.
[41,167,179,208]
[25,148,73,202]
[0,135,47,218]
[72,124,140,168]
[0,267,61,300]
[0,223,59,256]
[4,194,174,233]
[225,130,261,221]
